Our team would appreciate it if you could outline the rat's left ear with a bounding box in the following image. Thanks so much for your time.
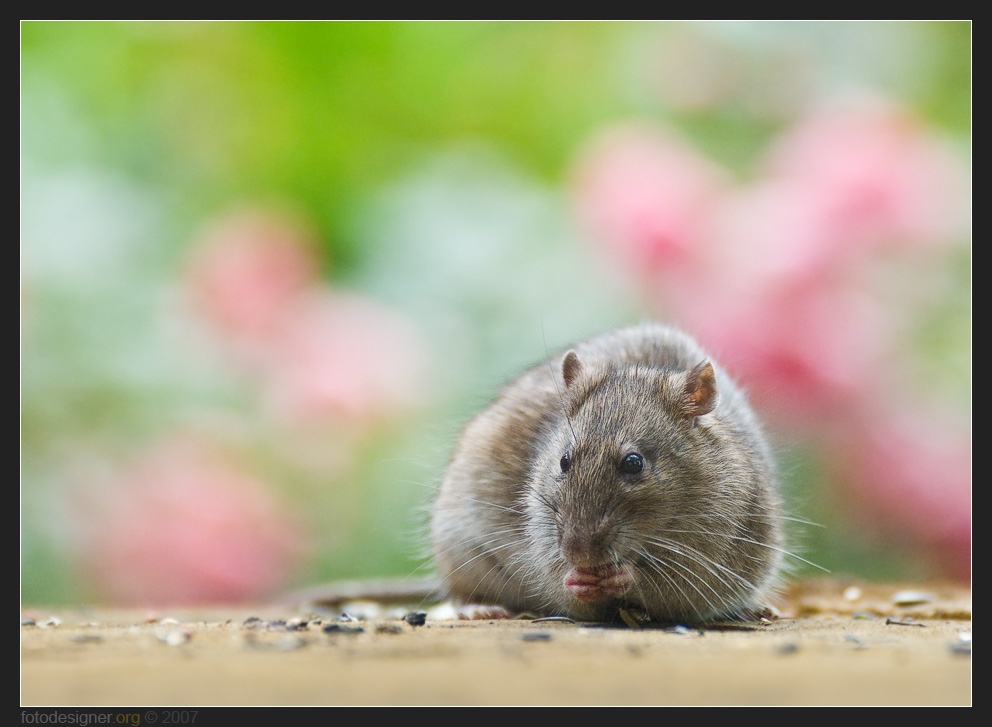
[562,351,583,388]
[683,361,719,419]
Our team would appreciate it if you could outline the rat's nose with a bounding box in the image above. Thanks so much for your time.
[560,519,614,568]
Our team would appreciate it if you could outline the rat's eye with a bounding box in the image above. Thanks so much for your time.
[619,452,643,475]
[559,452,571,473]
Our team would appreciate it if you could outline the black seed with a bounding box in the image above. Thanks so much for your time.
[323,623,364,635]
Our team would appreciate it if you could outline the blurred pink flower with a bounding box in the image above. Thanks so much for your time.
[571,123,730,279]
[185,207,430,427]
[685,282,890,425]
[571,106,966,428]
[76,438,307,606]
[262,290,430,426]
[835,405,971,580]
[761,102,967,257]
[187,208,320,353]
[707,180,849,295]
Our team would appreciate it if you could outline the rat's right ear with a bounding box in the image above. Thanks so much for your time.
[562,351,583,388]
[683,361,719,419]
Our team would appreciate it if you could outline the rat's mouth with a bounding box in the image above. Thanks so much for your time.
[563,563,635,602]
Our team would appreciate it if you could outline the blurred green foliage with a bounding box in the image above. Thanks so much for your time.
[22,21,970,271]
[22,22,638,272]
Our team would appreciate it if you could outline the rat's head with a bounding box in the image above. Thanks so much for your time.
[523,349,775,621]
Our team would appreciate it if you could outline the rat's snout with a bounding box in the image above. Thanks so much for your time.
[560,522,612,569]
[559,518,634,602]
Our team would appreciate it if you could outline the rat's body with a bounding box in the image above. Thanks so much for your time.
[430,323,784,624]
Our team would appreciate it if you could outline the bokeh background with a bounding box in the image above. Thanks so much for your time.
[21,21,971,607]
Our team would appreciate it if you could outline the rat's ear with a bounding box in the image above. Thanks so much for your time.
[562,351,583,388]
[683,361,719,419]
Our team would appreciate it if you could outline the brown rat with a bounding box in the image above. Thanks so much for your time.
[430,323,786,624]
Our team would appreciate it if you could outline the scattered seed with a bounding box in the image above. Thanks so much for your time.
[892,590,935,607]
[274,634,307,651]
[853,611,881,620]
[776,642,799,655]
[843,586,862,601]
[885,618,925,627]
[156,627,191,646]
[244,632,307,650]
[671,625,702,637]
[21,618,36,627]
[844,634,870,650]
[522,631,552,642]
[243,617,288,631]
[753,604,780,621]
[403,611,427,627]
[70,633,103,644]
[618,608,644,629]
[949,640,971,656]
[323,623,364,635]
[947,631,972,656]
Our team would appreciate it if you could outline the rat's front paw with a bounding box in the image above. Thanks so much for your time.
[456,603,515,620]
